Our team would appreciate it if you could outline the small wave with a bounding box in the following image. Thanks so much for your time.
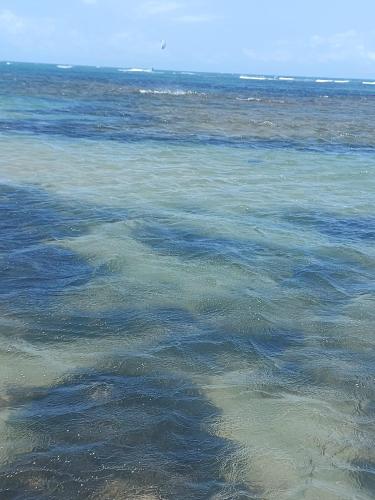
[5,62,12,65]
[315,79,333,83]
[181,72,195,75]
[362,81,375,85]
[119,68,153,73]
[236,97,286,104]
[57,65,72,69]
[334,80,350,83]
[138,88,203,96]
[236,97,262,102]
[240,75,267,80]
[278,77,295,81]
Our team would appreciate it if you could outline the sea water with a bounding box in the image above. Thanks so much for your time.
[0,62,374,499]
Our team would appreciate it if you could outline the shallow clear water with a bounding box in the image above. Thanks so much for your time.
[0,62,374,499]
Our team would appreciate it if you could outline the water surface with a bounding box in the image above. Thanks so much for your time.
[0,63,374,499]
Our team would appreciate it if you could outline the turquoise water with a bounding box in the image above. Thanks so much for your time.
[0,62,374,499]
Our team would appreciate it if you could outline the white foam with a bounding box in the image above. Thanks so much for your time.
[240,75,267,80]
[362,81,375,85]
[278,77,295,81]
[119,68,153,73]
[334,80,350,83]
[236,97,262,102]
[57,65,73,69]
[138,88,203,96]
[5,62,11,65]
[315,79,333,83]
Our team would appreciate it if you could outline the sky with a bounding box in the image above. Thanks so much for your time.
[0,0,374,77]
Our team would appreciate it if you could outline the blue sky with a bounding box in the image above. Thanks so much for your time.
[0,0,374,77]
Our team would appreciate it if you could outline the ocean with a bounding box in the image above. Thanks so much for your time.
[0,62,374,499]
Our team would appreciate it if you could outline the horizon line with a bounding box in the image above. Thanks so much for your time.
[1,59,374,82]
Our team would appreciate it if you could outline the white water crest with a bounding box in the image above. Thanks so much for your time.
[240,75,267,80]
[138,88,204,96]
[236,97,262,101]
[118,67,153,73]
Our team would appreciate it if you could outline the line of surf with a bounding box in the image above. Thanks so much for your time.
[118,68,153,73]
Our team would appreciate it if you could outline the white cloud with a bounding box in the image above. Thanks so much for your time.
[242,47,292,63]
[309,30,375,62]
[310,30,358,49]
[0,9,26,35]
[108,30,157,57]
[174,14,216,23]
[136,1,215,26]
[0,9,60,55]
[243,30,375,67]
[138,1,182,16]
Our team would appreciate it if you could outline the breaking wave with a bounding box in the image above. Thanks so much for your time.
[240,75,267,80]
[138,88,205,96]
[118,68,153,73]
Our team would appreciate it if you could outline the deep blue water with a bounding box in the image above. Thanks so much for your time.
[0,62,374,499]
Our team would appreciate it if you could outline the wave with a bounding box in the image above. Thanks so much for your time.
[236,97,263,102]
[315,79,333,83]
[334,80,350,83]
[57,65,73,69]
[240,75,267,80]
[236,97,286,104]
[278,77,295,81]
[236,97,262,102]
[138,88,204,96]
[118,68,153,73]
[362,81,375,85]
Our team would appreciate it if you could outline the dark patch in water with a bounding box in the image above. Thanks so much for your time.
[0,183,127,249]
[280,208,375,313]
[5,307,200,344]
[132,218,266,265]
[0,183,126,310]
[0,357,253,499]
[282,257,372,314]
[1,118,374,154]
[350,458,375,497]
[284,210,375,242]
[1,245,93,303]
